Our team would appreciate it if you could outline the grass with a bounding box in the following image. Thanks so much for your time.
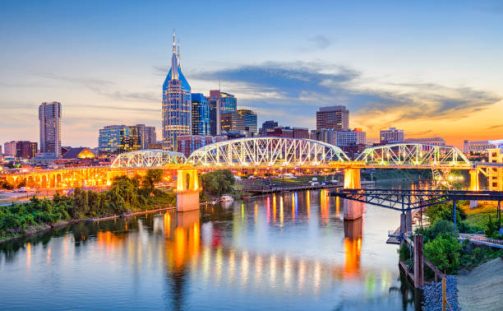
[461,202,500,231]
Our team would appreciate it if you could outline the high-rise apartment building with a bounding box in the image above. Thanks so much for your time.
[162,33,191,150]
[380,127,404,144]
[191,93,210,136]
[39,101,62,157]
[316,106,349,130]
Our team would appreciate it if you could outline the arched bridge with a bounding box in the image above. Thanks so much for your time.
[356,143,471,169]
[111,149,187,168]
[4,139,493,192]
[187,137,349,168]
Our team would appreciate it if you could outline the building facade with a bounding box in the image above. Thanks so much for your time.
[3,141,17,157]
[136,124,157,149]
[380,127,404,144]
[162,33,192,150]
[237,109,258,136]
[463,140,496,154]
[98,125,141,154]
[221,111,245,133]
[209,90,237,136]
[177,135,227,157]
[191,93,210,136]
[335,129,366,147]
[39,101,62,158]
[316,106,349,131]
[16,141,38,159]
[405,137,446,146]
[310,128,337,145]
[260,120,278,136]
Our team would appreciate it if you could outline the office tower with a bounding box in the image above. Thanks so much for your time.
[191,93,210,136]
[15,141,38,159]
[379,127,404,144]
[311,128,337,145]
[209,90,237,135]
[237,109,258,136]
[98,125,141,154]
[162,32,192,150]
[316,106,349,130]
[260,120,278,136]
[221,111,245,133]
[136,124,157,149]
[39,101,62,157]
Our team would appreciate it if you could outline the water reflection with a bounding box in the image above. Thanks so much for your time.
[0,190,417,310]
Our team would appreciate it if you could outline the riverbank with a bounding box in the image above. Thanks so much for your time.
[0,204,176,245]
[458,257,503,311]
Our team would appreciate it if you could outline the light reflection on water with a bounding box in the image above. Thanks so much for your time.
[0,190,418,310]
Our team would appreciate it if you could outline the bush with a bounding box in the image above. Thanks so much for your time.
[424,234,462,274]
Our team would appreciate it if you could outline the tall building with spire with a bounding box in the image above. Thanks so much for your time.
[162,32,192,150]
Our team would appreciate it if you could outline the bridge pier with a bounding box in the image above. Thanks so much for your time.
[469,169,479,208]
[343,168,364,220]
[176,169,201,212]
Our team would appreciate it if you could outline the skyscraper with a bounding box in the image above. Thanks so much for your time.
[136,124,157,149]
[209,90,237,136]
[39,101,62,158]
[162,32,191,150]
[191,93,210,136]
[237,109,258,136]
[316,106,349,130]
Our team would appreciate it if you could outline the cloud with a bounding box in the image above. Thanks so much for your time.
[36,73,158,103]
[487,124,503,130]
[308,35,332,50]
[193,62,501,129]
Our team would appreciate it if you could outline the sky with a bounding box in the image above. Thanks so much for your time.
[0,0,502,148]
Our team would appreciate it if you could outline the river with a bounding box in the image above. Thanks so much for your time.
[0,190,418,310]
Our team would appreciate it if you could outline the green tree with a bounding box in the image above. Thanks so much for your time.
[201,170,235,196]
[424,234,462,274]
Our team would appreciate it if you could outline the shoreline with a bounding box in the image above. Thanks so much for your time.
[0,205,176,246]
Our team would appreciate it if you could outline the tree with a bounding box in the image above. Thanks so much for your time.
[424,234,462,274]
[201,170,235,196]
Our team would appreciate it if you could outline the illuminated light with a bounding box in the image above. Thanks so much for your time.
[272,194,277,223]
[228,249,236,282]
[279,196,284,226]
[241,251,250,287]
[25,242,32,270]
[270,255,277,285]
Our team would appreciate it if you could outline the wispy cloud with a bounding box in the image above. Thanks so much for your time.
[308,35,332,50]
[194,61,501,128]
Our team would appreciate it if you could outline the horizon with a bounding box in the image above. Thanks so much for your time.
[1,0,503,148]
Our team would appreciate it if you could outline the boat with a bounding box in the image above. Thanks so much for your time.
[220,195,234,203]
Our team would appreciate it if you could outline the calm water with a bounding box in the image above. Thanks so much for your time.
[0,190,418,310]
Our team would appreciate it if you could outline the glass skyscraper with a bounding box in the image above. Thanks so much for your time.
[162,32,192,150]
[191,93,210,136]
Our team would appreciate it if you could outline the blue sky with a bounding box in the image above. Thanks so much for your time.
[1,0,502,147]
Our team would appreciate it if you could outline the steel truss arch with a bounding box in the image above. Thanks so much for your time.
[187,137,350,167]
[111,149,187,168]
[356,144,471,168]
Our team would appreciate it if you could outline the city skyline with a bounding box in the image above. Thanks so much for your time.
[1,0,503,148]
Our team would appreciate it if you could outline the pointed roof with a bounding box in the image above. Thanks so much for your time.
[163,32,191,91]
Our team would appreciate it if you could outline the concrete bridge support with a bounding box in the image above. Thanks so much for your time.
[469,169,479,208]
[176,169,201,212]
[343,168,364,220]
